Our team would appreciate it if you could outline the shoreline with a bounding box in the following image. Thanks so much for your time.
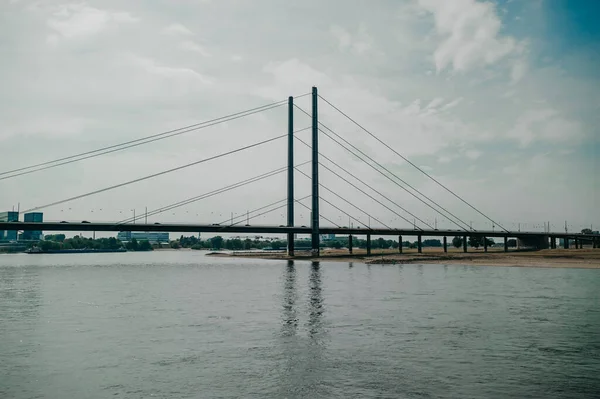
[207,248,600,269]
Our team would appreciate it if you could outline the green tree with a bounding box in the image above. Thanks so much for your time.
[582,228,593,234]
[423,239,442,247]
[468,236,482,249]
[507,239,517,247]
[138,240,153,251]
[210,236,224,249]
[452,236,463,248]
[126,238,139,251]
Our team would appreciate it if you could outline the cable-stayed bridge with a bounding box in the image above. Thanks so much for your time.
[1,87,597,254]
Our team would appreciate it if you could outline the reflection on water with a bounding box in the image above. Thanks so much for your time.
[307,262,324,338]
[278,260,328,397]
[281,260,298,336]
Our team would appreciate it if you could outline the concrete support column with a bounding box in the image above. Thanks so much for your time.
[366,234,371,256]
[348,235,353,254]
[575,238,579,249]
[417,235,422,253]
[399,235,402,254]
[593,238,597,249]
[564,238,569,249]
[463,236,468,253]
[504,236,508,252]
[443,236,447,253]
[550,237,556,249]
[483,236,488,253]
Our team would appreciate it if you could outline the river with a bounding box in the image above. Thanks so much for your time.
[1,251,599,398]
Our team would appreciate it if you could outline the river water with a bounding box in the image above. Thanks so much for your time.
[1,251,599,398]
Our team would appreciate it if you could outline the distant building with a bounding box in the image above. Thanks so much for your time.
[22,212,43,240]
[321,234,336,241]
[117,231,169,244]
[0,211,19,241]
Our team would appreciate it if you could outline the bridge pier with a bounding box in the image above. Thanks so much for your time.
[443,236,447,253]
[366,234,371,256]
[348,235,353,254]
[463,235,468,253]
[564,238,569,249]
[550,237,556,249]
[398,235,402,253]
[594,238,597,249]
[504,236,508,252]
[483,236,488,253]
[417,235,422,253]
[575,238,579,249]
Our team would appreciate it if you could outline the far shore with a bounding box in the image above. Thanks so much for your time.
[207,248,600,269]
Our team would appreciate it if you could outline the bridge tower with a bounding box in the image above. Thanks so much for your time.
[287,96,295,256]
[311,86,320,256]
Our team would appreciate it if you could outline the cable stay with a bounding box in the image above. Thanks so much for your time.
[226,195,312,228]
[0,94,310,181]
[293,104,469,231]
[294,136,431,230]
[117,161,311,225]
[23,133,293,213]
[295,167,392,230]
[318,94,508,233]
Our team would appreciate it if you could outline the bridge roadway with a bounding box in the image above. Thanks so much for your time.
[0,221,596,241]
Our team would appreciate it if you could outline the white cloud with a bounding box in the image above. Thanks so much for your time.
[179,40,211,57]
[162,23,193,36]
[126,54,214,86]
[440,97,463,110]
[418,0,518,72]
[511,60,528,83]
[330,24,372,55]
[505,108,584,147]
[46,3,138,40]
[465,149,482,160]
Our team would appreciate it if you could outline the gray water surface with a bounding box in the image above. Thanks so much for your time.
[1,251,599,398]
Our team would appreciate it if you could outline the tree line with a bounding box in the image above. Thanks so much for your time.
[169,235,512,250]
[39,235,152,251]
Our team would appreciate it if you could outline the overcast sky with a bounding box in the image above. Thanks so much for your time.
[1,0,598,236]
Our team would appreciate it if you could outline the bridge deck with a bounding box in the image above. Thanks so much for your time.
[0,222,596,240]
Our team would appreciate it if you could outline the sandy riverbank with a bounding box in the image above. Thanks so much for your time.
[208,248,600,269]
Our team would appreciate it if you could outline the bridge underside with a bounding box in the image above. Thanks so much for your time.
[517,235,550,250]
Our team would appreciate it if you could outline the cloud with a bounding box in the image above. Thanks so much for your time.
[162,23,193,36]
[125,54,214,86]
[510,59,528,83]
[330,24,372,55]
[505,108,584,147]
[417,0,518,72]
[46,3,138,40]
[179,40,211,57]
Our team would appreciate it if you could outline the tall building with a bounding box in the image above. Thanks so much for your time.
[22,212,43,240]
[0,211,19,241]
[117,231,169,244]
